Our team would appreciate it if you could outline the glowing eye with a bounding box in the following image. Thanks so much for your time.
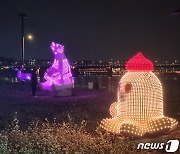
[125,83,132,93]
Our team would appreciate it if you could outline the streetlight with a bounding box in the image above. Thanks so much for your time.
[19,13,27,66]
[27,34,33,40]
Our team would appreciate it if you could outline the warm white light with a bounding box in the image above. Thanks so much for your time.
[27,34,33,40]
[101,52,178,138]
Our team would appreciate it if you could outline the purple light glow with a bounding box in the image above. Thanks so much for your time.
[17,69,32,81]
[41,42,74,91]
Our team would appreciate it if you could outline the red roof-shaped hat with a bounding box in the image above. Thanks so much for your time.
[125,52,154,71]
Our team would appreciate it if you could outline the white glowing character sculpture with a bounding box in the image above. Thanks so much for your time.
[41,42,74,93]
[101,52,178,138]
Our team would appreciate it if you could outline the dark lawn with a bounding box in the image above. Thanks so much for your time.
[0,81,116,132]
[0,81,180,153]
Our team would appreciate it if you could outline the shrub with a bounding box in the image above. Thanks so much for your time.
[0,115,137,154]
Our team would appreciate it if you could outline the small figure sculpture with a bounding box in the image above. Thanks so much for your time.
[17,65,32,81]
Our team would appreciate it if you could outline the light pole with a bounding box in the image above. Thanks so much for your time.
[19,13,27,66]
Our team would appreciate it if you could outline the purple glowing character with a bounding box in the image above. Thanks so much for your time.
[17,66,32,81]
[41,42,74,91]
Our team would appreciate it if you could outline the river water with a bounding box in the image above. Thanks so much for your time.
[74,75,180,99]
[74,75,180,117]
[0,74,180,101]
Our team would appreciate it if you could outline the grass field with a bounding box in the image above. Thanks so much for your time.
[0,81,179,153]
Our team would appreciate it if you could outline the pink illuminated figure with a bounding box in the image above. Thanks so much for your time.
[16,66,32,81]
[41,42,74,91]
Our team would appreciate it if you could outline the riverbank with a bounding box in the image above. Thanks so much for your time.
[0,81,116,131]
[0,81,179,153]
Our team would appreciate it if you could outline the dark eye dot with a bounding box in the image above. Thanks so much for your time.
[120,94,125,99]
[125,83,132,93]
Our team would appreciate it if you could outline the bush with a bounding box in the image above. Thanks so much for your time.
[0,115,137,154]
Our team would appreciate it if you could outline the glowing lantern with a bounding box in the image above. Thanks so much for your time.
[40,42,74,95]
[101,52,178,138]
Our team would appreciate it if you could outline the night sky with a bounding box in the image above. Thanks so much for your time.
[0,0,180,62]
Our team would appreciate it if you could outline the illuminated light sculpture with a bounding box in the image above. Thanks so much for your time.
[101,52,178,138]
[16,66,32,81]
[40,42,74,96]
